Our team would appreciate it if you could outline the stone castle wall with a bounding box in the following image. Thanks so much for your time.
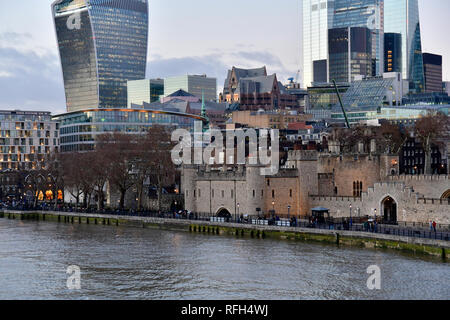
[388,175,450,199]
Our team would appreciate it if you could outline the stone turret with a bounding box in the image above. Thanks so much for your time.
[288,150,318,215]
[181,165,198,213]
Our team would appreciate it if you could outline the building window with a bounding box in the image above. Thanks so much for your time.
[222,190,224,198]
[272,190,275,198]
[253,190,255,198]
[290,189,292,197]
[353,181,363,197]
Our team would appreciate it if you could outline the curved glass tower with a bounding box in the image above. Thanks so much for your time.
[52,0,148,112]
[384,0,425,93]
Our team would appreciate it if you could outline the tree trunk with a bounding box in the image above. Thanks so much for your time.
[157,176,162,212]
[119,188,126,210]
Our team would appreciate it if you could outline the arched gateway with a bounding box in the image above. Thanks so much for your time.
[216,208,232,219]
[382,196,397,223]
[441,190,450,200]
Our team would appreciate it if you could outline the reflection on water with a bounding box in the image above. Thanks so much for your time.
[0,219,448,300]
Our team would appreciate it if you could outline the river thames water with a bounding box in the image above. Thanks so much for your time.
[0,218,448,300]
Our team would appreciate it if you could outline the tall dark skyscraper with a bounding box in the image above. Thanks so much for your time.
[330,0,384,77]
[52,0,149,112]
[328,27,373,83]
[384,0,425,93]
[422,53,443,93]
[384,33,402,73]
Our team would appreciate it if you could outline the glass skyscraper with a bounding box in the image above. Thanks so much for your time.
[52,0,149,112]
[384,0,425,93]
[302,0,333,87]
[328,27,373,83]
[330,0,384,76]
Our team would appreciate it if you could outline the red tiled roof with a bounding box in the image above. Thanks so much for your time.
[288,122,313,130]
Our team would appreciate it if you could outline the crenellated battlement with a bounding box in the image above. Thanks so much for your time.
[389,175,450,182]
[288,150,318,161]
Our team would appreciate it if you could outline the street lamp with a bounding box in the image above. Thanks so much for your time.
[272,201,275,212]
[349,204,352,218]
[237,203,240,222]
[374,208,377,221]
[287,205,291,219]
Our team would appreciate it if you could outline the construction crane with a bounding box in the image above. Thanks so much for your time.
[332,79,351,129]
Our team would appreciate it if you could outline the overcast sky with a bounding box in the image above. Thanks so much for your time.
[0,0,449,114]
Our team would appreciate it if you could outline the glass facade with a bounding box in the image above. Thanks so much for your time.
[302,0,333,87]
[164,75,217,102]
[331,0,384,76]
[52,109,205,152]
[127,79,164,107]
[384,0,425,93]
[384,33,402,73]
[52,0,149,112]
[340,77,396,109]
[328,27,372,83]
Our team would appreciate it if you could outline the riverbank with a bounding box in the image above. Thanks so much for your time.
[1,210,448,261]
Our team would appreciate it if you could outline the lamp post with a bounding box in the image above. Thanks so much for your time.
[287,205,291,219]
[272,201,275,212]
[349,204,352,228]
[237,203,240,223]
[374,208,377,221]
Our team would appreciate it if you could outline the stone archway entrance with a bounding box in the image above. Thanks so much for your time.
[441,190,450,200]
[382,196,397,224]
[216,208,232,219]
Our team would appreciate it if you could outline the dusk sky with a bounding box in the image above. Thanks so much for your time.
[0,0,449,114]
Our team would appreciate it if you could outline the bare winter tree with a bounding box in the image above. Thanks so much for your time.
[25,160,48,208]
[414,111,450,175]
[141,126,176,212]
[96,132,138,210]
[376,122,408,155]
[61,152,85,208]
[46,152,65,210]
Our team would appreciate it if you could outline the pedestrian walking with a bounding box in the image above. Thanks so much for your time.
[432,221,437,233]
[429,220,433,231]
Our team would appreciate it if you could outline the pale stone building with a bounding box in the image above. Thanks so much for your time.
[182,149,450,224]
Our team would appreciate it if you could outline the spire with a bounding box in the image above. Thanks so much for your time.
[201,90,206,118]
[201,90,210,132]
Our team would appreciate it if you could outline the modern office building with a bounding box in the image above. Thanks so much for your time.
[328,27,373,83]
[302,0,333,87]
[330,73,405,124]
[384,0,425,93]
[127,79,164,107]
[164,75,217,102]
[384,33,402,73]
[306,83,350,120]
[231,110,313,130]
[52,0,149,112]
[331,0,384,76]
[52,109,206,153]
[0,110,59,171]
[402,92,450,106]
[422,53,443,93]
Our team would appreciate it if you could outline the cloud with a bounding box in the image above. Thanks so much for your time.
[0,46,66,113]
